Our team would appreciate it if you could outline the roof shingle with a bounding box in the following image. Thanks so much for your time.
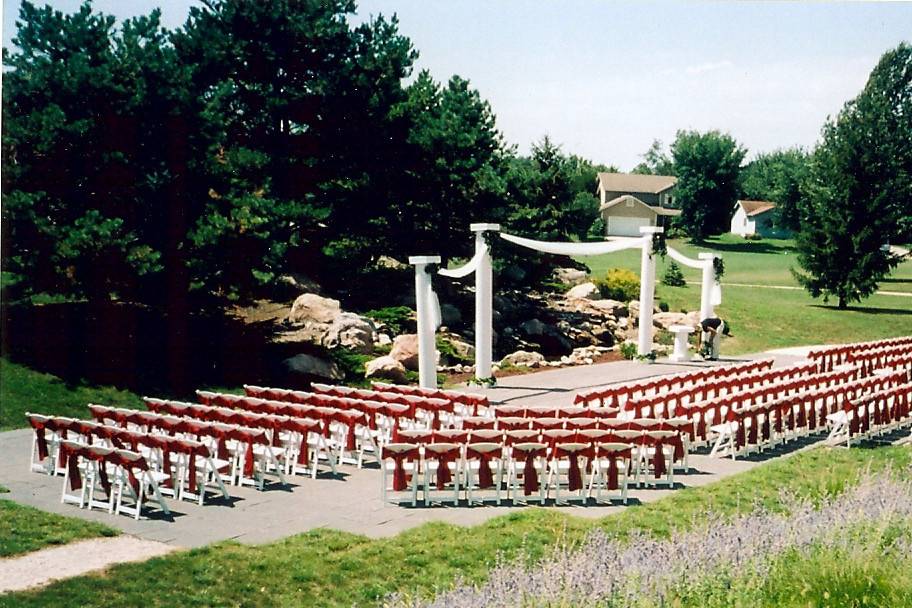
[596,172,677,195]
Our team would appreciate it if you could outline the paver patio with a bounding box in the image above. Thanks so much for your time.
[0,351,811,550]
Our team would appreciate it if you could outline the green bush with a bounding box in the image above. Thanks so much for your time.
[662,261,687,287]
[362,306,414,336]
[658,300,670,312]
[593,268,640,301]
[620,341,638,360]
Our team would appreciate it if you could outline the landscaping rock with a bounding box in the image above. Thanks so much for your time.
[588,299,628,317]
[500,350,545,368]
[288,293,341,325]
[364,355,408,383]
[376,333,392,346]
[322,312,377,354]
[390,334,420,370]
[553,267,588,286]
[652,312,691,330]
[565,282,598,300]
[282,353,343,381]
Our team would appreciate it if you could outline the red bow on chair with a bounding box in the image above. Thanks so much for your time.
[389,449,419,491]
[607,448,631,490]
[651,438,666,479]
[466,448,495,489]
[522,451,540,496]
[63,444,82,491]
[31,419,50,460]
[555,447,583,491]
[432,450,458,490]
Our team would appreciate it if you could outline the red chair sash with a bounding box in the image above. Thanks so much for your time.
[555,447,583,491]
[523,451,539,495]
[465,448,495,489]
[389,448,419,491]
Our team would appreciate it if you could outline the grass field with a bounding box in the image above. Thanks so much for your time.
[0,497,119,558]
[580,234,912,354]
[0,358,145,431]
[2,446,909,607]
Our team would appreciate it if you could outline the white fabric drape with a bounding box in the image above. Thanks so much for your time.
[429,286,442,330]
[499,233,643,256]
[438,244,488,278]
[711,281,722,306]
[666,246,707,269]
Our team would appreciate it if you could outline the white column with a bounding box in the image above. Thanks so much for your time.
[469,223,500,380]
[638,227,663,357]
[409,255,442,389]
[698,252,717,321]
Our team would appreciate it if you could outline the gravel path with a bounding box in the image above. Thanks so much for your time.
[0,536,175,594]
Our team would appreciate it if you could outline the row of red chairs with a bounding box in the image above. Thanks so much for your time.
[27,414,212,495]
[573,358,774,407]
[675,367,860,439]
[713,370,907,455]
[842,383,912,438]
[809,336,912,372]
[622,361,819,418]
[234,387,452,428]
[848,345,912,376]
[89,404,272,479]
[370,381,489,408]
[487,404,619,419]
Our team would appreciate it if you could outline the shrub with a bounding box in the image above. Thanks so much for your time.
[593,268,640,301]
[662,261,687,287]
[362,306,414,336]
[620,341,638,360]
[658,300,670,312]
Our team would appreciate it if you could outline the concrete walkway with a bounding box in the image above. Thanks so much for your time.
[0,536,174,593]
[0,351,811,555]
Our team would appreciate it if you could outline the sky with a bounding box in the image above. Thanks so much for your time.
[4,1,912,170]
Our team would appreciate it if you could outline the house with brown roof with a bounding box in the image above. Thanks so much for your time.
[730,200,791,238]
[595,172,681,237]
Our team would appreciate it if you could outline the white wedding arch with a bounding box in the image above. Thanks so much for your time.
[409,224,721,388]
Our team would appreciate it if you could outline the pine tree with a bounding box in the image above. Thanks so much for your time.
[793,44,911,308]
[662,261,687,287]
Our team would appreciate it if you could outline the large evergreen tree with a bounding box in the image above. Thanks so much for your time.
[2,2,182,303]
[671,130,746,240]
[794,44,911,308]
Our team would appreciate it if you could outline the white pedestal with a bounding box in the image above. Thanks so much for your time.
[668,325,694,362]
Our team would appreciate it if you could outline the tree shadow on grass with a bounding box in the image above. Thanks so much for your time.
[697,238,794,255]
[809,304,912,316]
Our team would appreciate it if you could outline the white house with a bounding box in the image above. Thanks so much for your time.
[730,200,790,238]
[596,173,681,237]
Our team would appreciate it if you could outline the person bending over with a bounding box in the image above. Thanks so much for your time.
[699,316,726,360]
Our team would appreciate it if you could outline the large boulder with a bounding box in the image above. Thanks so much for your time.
[323,312,377,354]
[500,350,545,368]
[364,355,408,383]
[553,267,588,286]
[652,311,692,330]
[288,293,341,325]
[282,353,343,381]
[588,299,628,318]
[565,282,598,300]
[390,334,420,370]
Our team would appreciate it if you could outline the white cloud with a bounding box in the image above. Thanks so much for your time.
[685,60,734,75]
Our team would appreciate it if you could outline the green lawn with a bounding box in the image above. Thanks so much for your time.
[579,234,912,354]
[0,357,145,431]
[0,498,119,558]
[2,446,908,608]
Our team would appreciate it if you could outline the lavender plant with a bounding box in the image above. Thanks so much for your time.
[390,473,912,608]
